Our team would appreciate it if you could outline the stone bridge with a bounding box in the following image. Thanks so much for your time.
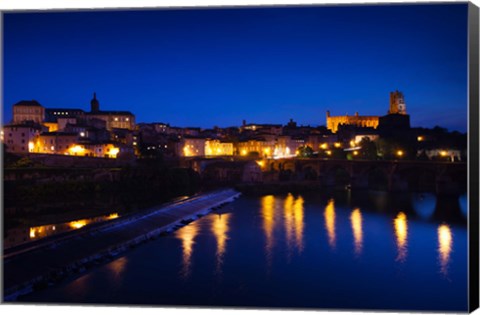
[267,158,467,194]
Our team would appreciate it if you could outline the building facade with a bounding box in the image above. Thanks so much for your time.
[33,132,79,155]
[326,111,379,133]
[177,137,206,157]
[237,139,276,158]
[12,100,45,124]
[326,91,408,133]
[388,90,407,115]
[86,93,135,130]
[205,140,234,156]
[2,124,42,153]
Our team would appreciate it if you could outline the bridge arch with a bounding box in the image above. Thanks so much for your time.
[322,164,352,187]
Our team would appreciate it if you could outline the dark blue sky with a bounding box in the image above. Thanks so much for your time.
[3,4,468,131]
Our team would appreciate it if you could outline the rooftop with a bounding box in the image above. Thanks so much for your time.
[86,110,134,116]
[14,100,43,107]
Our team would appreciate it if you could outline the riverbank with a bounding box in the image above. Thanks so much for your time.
[3,188,241,302]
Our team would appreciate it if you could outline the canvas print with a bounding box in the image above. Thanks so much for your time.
[1,2,478,313]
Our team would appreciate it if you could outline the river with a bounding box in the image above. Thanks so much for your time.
[19,190,468,312]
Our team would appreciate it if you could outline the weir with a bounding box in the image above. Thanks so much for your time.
[3,188,241,301]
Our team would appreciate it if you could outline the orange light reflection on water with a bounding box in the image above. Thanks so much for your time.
[293,196,305,253]
[324,199,336,249]
[177,223,199,280]
[261,195,276,267]
[394,212,408,262]
[438,224,453,276]
[211,213,231,274]
[350,208,363,256]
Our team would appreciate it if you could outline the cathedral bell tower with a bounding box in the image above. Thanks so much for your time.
[389,90,407,115]
[91,92,100,112]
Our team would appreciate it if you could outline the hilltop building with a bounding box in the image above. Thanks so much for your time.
[388,90,407,115]
[326,111,379,133]
[3,93,136,160]
[2,123,43,154]
[85,93,135,131]
[12,100,45,124]
[326,90,409,133]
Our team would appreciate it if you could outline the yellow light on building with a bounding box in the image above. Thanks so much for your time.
[417,136,424,141]
[183,146,190,156]
[396,150,404,157]
[440,151,448,157]
[107,213,119,220]
[28,141,34,152]
[320,143,328,150]
[334,142,341,148]
[69,220,88,229]
[350,140,356,147]
[241,149,247,156]
[70,145,85,155]
[326,150,332,156]
[353,150,359,156]
[109,147,120,158]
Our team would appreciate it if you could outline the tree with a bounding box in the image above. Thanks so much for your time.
[297,145,313,158]
[359,137,378,160]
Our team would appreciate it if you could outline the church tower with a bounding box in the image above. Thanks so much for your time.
[388,90,407,115]
[91,92,100,112]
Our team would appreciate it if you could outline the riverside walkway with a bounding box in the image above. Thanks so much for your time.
[3,188,241,300]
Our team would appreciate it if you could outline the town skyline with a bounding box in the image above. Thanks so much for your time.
[2,90,468,133]
[3,4,468,132]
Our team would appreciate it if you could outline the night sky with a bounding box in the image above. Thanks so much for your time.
[3,3,468,131]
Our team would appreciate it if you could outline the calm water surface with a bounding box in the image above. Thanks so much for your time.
[22,190,468,311]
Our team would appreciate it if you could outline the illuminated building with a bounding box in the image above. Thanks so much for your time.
[388,90,407,115]
[178,137,206,157]
[326,91,409,133]
[12,100,45,124]
[2,124,42,153]
[421,149,462,162]
[205,139,234,156]
[43,122,59,132]
[275,136,303,158]
[35,132,79,155]
[237,139,275,158]
[326,110,379,133]
[86,93,136,131]
[84,142,122,158]
[45,108,85,123]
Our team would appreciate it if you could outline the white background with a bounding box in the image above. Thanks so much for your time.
[1,0,479,315]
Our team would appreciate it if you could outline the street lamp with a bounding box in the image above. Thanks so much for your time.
[396,150,404,158]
